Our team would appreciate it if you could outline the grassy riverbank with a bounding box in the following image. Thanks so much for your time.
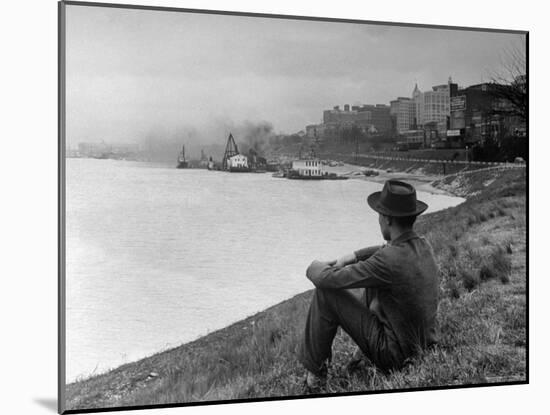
[65,168,527,412]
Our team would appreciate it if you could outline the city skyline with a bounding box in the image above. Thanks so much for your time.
[66,5,525,146]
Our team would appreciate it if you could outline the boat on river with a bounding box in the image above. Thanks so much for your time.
[177,145,188,169]
[286,170,348,180]
[288,148,348,180]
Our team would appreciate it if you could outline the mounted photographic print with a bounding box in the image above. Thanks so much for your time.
[59,1,528,413]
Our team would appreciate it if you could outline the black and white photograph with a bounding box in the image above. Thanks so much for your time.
[58,1,527,413]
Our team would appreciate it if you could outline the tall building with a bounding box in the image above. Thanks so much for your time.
[388,80,454,146]
[357,104,392,134]
[414,80,452,133]
[408,78,457,146]
[411,83,422,128]
[390,97,415,133]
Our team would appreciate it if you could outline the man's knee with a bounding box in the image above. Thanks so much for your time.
[312,287,335,308]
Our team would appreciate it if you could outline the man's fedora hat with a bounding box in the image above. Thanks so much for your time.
[367,180,428,217]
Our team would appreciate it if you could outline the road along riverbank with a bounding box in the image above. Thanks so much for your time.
[323,153,525,197]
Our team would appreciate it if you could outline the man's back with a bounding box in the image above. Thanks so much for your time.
[306,229,439,359]
[366,230,439,357]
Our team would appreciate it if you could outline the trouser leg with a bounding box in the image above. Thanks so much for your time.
[299,288,339,375]
[299,287,401,375]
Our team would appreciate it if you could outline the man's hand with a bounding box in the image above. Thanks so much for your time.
[306,260,334,285]
[333,253,357,268]
[306,255,355,287]
[310,259,336,268]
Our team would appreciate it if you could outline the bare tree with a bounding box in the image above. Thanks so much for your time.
[489,37,527,121]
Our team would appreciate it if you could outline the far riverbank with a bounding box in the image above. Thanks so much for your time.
[323,162,447,195]
[322,154,525,197]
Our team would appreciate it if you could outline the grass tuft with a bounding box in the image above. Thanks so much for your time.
[461,267,480,291]
[505,243,513,254]
[479,246,512,284]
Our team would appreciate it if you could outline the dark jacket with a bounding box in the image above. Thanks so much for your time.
[306,231,439,358]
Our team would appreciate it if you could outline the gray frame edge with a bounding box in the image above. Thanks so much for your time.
[58,1,67,413]
[62,0,527,35]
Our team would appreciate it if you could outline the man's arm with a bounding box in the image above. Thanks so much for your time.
[306,250,392,289]
[333,244,384,268]
[353,245,384,262]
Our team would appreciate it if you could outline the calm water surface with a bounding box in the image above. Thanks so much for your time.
[66,158,463,382]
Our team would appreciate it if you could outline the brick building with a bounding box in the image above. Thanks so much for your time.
[449,82,526,145]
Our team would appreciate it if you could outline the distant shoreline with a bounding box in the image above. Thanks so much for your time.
[67,155,522,198]
[324,155,524,198]
[324,161,450,196]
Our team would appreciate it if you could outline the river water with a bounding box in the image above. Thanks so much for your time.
[65,158,463,382]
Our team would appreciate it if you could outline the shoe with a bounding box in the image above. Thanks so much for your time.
[345,346,367,374]
[304,371,326,393]
[303,363,328,393]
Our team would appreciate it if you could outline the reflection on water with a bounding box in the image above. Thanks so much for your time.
[65,158,463,382]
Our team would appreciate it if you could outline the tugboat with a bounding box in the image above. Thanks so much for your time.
[222,133,251,172]
[177,144,188,169]
[287,147,348,180]
[207,156,216,170]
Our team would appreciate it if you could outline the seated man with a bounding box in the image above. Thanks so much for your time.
[299,180,439,391]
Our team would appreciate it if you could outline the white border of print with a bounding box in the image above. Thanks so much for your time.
[2,0,544,414]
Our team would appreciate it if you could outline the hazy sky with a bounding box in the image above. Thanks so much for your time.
[65,4,525,146]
